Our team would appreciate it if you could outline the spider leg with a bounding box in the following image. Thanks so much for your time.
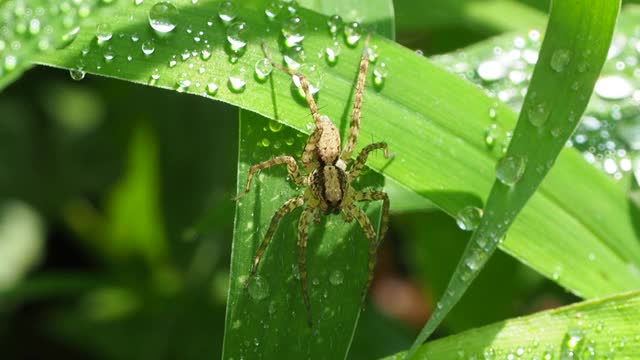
[234,156,304,200]
[301,125,323,172]
[245,197,305,289]
[348,142,391,180]
[297,206,316,327]
[355,190,390,244]
[262,42,323,128]
[340,33,372,162]
[344,203,378,303]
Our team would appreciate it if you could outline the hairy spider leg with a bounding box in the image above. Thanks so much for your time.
[301,125,324,172]
[235,156,304,200]
[245,197,305,289]
[340,33,372,162]
[262,41,323,128]
[344,203,378,302]
[297,205,317,327]
[355,190,390,246]
[348,142,390,180]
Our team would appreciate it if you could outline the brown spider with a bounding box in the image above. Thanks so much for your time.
[237,34,391,326]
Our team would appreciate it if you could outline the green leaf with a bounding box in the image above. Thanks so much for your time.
[223,111,383,358]
[406,0,623,356]
[225,1,396,358]
[386,290,640,359]
[11,0,640,333]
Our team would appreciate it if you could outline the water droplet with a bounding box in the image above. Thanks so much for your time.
[327,14,342,36]
[484,124,501,149]
[284,45,305,70]
[226,21,248,53]
[218,1,238,23]
[293,64,320,96]
[265,1,283,20]
[228,67,247,92]
[69,67,85,81]
[367,44,379,63]
[59,26,80,49]
[496,155,526,186]
[176,74,191,92]
[550,48,571,72]
[148,69,160,85]
[488,106,497,120]
[281,15,305,47]
[477,60,507,81]
[594,75,634,100]
[206,81,219,95]
[456,206,483,231]
[373,62,388,87]
[344,21,361,47]
[527,102,548,127]
[103,50,115,62]
[141,39,155,55]
[134,0,144,5]
[595,321,604,332]
[201,48,212,60]
[261,138,271,147]
[96,23,112,43]
[560,328,585,359]
[254,58,273,80]
[268,120,282,132]
[248,276,269,300]
[325,41,341,65]
[149,1,179,34]
[329,270,344,285]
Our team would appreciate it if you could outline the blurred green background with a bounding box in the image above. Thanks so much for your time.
[4,0,630,358]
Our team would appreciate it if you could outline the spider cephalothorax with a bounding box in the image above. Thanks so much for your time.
[237,34,391,326]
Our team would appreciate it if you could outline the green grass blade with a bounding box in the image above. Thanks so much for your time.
[387,290,640,359]
[224,1,395,358]
[13,0,640,324]
[224,111,383,359]
[406,0,622,356]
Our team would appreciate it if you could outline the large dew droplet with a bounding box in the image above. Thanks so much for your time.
[264,1,283,20]
[281,15,305,47]
[254,58,273,80]
[324,41,341,65]
[456,206,483,231]
[327,14,343,36]
[149,2,179,34]
[477,60,507,81]
[228,67,247,93]
[248,276,270,301]
[527,102,548,127]
[69,67,86,81]
[496,155,526,186]
[96,23,112,43]
[344,21,361,47]
[284,45,305,70]
[292,64,320,96]
[226,21,247,53]
[550,48,571,72]
[218,1,238,23]
[59,26,80,49]
[141,39,155,55]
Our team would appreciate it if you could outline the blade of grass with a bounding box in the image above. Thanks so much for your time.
[223,111,383,359]
[224,1,396,358]
[9,0,640,318]
[387,290,640,359]
[406,0,622,356]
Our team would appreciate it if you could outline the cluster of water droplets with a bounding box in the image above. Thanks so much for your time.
[434,17,640,181]
[0,0,100,79]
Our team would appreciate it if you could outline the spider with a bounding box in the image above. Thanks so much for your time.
[237,34,391,326]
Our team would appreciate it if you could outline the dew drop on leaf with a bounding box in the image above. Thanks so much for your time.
[148,1,179,34]
[69,67,85,81]
[550,48,571,72]
[226,21,248,53]
[218,1,238,23]
[496,155,526,186]
[329,270,344,285]
[325,41,341,65]
[141,40,155,56]
[228,67,247,93]
[327,14,343,36]
[456,206,483,231]
[281,14,305,47]
[248,276,270,301]
[343,21,361,47]
[95,23,112,43]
